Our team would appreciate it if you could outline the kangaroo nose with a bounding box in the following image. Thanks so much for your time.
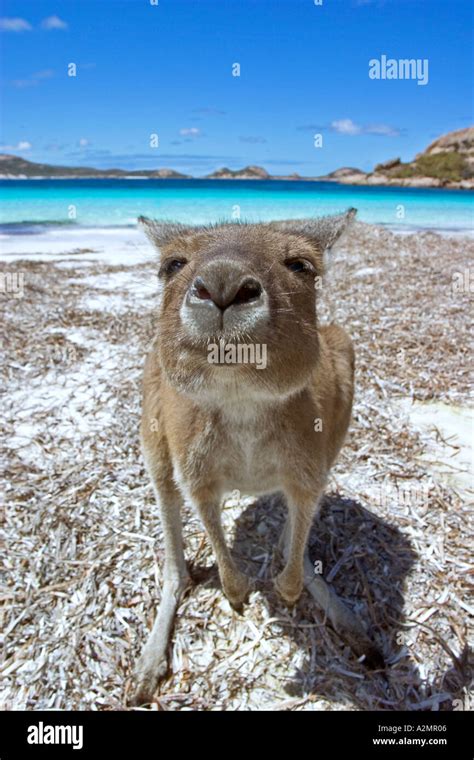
[183,259,269,337]
[190,269,263,311]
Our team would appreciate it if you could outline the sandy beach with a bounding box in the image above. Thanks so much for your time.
[1,222,472,710]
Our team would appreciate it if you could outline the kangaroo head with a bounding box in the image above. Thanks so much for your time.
[139,209,356,404]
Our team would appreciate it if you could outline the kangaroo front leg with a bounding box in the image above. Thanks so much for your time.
[275,486,324,604]
[133,489,190,705]
[193,490,250,608]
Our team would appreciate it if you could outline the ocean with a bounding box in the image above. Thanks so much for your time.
[0,179,472,234]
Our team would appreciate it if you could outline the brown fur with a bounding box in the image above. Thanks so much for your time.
[133,210,382,704]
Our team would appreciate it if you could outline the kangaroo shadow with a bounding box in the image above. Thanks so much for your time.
[193,492,470,710]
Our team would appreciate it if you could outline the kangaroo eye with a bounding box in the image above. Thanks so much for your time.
[161,258,187,277]
[285,259,310,273]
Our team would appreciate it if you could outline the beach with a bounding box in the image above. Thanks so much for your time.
[1,219,472,710]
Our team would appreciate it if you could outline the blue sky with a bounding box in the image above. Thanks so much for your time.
[0,0,472,176]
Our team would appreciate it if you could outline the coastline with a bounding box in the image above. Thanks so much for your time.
[1,174,473,190]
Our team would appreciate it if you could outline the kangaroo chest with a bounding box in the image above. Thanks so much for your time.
[217,419,284,495]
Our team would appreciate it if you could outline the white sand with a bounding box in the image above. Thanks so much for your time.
[0,227,151,266]
[396,399,473,494]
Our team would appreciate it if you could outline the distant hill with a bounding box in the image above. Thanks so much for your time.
[317,127,474,189]
[205,165,270,179]
[0,154,190,179]
[423,128,474,169]
[1,128,472,188]
[205,166,305,181]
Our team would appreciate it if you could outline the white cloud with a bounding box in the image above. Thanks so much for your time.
[11,79,38,89]
[331,119,362,135]
[179,127,201,137]
[0,17,32,32]
[365,123,400,137]
[0,15,68,32]
[331,118,400,137]
[78,138,90,147]
[41,15,68,30]
[239,135,267,144]
[10,69,55,88]
[34,69,55,80]
[0,141,32,151]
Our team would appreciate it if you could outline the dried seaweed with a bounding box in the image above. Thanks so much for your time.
[1,223,472,711]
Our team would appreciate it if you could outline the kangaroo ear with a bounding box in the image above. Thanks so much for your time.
[271,208,357,251]
[138,217,194,248]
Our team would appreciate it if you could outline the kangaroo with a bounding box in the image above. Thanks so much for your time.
[133,209,383,704]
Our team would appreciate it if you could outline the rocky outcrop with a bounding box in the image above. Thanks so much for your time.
[205,165,270,179]
[374,158,402,172]
[422,127,474,170]
[317,128,474,189]
[315,166,369,184]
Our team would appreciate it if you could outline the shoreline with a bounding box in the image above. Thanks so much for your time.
[1,175,473,190]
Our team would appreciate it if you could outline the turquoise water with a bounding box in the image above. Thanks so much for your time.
[0,179,472,232]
